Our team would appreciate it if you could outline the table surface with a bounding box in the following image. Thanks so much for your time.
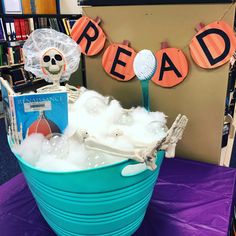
[1,157,236,236]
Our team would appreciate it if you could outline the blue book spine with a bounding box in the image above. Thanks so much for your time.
[0,19,6,41]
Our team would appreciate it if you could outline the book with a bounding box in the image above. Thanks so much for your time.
[43,18,49,28]
[57,19,66,34]
[49,18,55,30]
[2,44,24,66]
[38,17,48,28]
[1,44,9,65]
[28,18,34,33]
[5,18,17,41]
[5,21,12,41]
[24,19,30,38]
[7,47,14,64]
[33,17,39,30]
[0,18,6,42]
[0,78,68,142]
[3,0,22,14]
[10,20,16,41]
[62,18,70,35]
[52,18,60,32]
[14,19,22,40]
[19,19,27,40]
[65,19,72,34]
[13,46,22,64]
[68,19,77,30]
[19,47,24,63]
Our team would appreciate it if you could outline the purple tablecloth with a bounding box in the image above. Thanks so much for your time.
[1,158,236,236]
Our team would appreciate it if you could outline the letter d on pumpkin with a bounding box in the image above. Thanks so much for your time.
[189,21,236,69]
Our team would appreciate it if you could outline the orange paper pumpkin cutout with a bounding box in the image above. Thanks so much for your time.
[189,21,236,69]
[71,16,106,56]
[102,42,136,81]
[152,48,188,88]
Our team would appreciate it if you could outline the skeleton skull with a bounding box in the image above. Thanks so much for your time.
[41,48,66,79]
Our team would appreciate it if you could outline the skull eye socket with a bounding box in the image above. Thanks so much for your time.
[55,54,63,61]
[43,55,50,63]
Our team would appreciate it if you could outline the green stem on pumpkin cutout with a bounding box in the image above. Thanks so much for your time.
[141,79,150,112]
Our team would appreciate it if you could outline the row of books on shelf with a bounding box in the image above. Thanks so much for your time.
[2,0,57,15]
[0,17,78,42]
[6,18,32,41]
[2,66,37,87]
[0,44,24,66]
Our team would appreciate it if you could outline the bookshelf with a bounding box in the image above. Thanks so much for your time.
[220,105,236,167]
[0,62,24,68]
[220,56,236,166]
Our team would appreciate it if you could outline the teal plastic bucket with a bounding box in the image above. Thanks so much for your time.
[12,148,164,236]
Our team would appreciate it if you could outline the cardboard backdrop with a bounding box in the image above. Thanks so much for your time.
[83,4,235,164]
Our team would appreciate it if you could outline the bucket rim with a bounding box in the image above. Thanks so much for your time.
[9,136,164,175]
[13,150,130,175]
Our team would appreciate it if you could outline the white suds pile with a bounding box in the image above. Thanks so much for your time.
[13,88,167,172]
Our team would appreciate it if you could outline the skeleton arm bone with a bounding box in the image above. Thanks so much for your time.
[84,137,146,163]
[84,135,168,171]
[79,114,188,170]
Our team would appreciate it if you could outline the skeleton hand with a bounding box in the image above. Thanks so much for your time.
[65,84,80,103]
[161,114,188,158]
[141,139,165,170]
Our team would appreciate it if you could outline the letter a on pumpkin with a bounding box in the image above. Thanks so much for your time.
[152,48,188,88]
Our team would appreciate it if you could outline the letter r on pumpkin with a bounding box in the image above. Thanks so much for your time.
[76,21,99,54]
